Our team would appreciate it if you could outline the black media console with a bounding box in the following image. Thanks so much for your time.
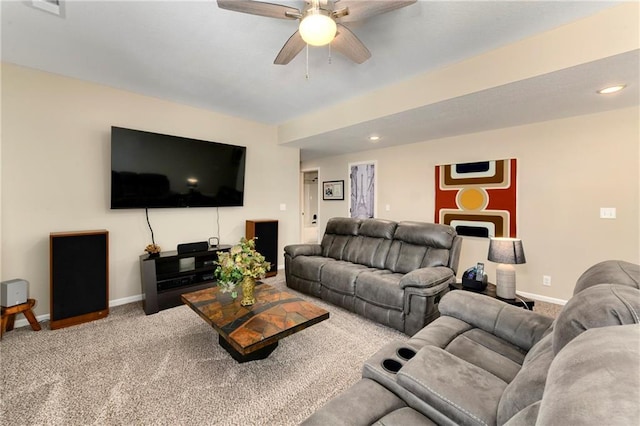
[139,245,232,315]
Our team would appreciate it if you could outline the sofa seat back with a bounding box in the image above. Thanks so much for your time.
[573,259,640,295]
[498,282,640,425]
[385,222,456,274]
[320,217,361,260]
[343,219,397,269]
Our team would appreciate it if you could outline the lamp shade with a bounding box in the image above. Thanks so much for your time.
[488,238,526,265]
[299,9,336,46]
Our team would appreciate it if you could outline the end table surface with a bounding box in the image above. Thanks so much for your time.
[181,283,329,357]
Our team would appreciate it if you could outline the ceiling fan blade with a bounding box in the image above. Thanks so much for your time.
[274,31,306,65]
[217,0,300,19]
[337,0,416,23]
[332,24,371,64]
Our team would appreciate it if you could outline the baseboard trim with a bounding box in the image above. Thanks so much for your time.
[11,294,144,329]
[517,291,567,306]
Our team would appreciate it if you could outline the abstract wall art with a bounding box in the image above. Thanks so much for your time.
[435,159,517,238]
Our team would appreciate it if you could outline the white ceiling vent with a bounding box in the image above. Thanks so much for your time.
[31,0,63,17]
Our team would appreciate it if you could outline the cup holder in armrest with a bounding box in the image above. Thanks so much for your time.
[396,347,416,361]
[381,358,403,374]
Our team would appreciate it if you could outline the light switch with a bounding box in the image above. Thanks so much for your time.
[280,203,287,211]
[385,204,391,211]
[600,207,616,219]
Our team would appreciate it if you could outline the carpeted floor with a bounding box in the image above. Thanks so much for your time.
[0,275,407,425]
[0,275,561,425]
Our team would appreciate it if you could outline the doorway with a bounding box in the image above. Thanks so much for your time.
[301,169,319,243]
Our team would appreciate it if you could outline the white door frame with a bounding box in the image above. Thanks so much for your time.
[300,167,320,243]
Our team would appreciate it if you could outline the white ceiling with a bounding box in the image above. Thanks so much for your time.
[2,1,637,161]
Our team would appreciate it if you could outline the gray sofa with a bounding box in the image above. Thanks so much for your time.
[303,260,640,425]
[284,217,462,335]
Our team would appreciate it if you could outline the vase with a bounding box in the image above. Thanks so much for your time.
[240,276,256,306]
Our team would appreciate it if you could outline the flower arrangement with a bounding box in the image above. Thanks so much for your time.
[214,238,270,293]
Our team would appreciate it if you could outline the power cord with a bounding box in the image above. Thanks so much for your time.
[208,207,221,247]
[215,207,220,242]
[514,295,532,311]
[145,207,156,246]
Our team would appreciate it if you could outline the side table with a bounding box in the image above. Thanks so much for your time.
[449,282,535,310]
[1,299,42,337]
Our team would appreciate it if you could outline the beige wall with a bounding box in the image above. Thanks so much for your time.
[1,63,300,317]
[302,107,640,302]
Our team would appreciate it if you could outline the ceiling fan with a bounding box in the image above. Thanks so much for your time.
[217,0,417,65]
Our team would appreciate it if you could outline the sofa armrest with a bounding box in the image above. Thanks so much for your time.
[397,346,507,426]
[400,266,455,290]
[439,290,554,351]
[284,244,322,258]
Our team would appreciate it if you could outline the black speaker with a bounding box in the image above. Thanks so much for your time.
[246,220,278,278]
[177,241,209,254]
[50,230,109,330]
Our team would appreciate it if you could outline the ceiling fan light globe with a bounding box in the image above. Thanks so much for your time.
[299,12,336,46]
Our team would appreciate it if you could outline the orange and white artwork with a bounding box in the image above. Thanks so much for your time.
[435,159,517,238]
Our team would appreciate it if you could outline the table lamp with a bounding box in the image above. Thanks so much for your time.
[488,237,526,299]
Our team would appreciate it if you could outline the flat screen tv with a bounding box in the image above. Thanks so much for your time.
[111,126,246,209]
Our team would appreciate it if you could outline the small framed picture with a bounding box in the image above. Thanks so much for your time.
[323,180,344,201]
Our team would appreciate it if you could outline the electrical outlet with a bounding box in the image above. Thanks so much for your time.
[543,275,551,286]
[600,207,616,219]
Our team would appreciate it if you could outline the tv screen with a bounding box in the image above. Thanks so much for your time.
[111,127,246,209]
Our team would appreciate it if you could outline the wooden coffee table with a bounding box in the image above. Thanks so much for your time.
[181,283,329,363]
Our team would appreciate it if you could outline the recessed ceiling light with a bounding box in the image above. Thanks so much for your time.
[369,136,380,142]
[598,85,626,94]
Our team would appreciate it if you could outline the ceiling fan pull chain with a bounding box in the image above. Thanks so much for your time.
[328,43,332,64]
[306,44,310,80]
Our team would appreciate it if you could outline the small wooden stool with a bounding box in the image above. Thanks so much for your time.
[1,299,41,337]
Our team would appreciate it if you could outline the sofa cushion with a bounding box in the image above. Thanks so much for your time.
[360,218,398,239]
[355,270,405,310]
[394,221,456,248]
[320,217,361,260]
[324,217,361,236]
[439,291,553,351]
[446,328,525,383]
[503,402,540,426]
[537,324,640,425]
[408,316,473,349]
[385,241,430,273]
[289,256,335,281]
[340,218,396,268]
[373,407,437,426]
[573,259,640,294]
[553,284,640,354]
[384,222,455,274]
[343,236,392,269]
[301,378,408,426]
[321,261,373,296]
[321,234,354,260]
[497,332,554,425]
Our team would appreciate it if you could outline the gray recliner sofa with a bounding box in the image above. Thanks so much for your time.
[284,217,462,335]
[303,260,640,425]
